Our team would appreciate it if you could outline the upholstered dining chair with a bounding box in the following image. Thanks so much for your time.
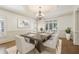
[43,32,59,53]
[15,35,35,54]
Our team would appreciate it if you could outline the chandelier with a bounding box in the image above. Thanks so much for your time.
[28,5,57,20]
[36,6,45,20]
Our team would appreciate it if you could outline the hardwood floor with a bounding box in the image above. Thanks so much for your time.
[0,38,79,54]
[61,38,79,54]
[0,41,16,48]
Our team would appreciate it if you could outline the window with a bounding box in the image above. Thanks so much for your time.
[0,21,4,32]
[45,23,48,31]
[45,20,57,32]
[0,18,5,32]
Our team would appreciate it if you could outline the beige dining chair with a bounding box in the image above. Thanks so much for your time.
[15,35,35,54]
[43,32,60,53]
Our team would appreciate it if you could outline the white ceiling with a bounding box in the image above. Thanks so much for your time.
[0,5,77,18]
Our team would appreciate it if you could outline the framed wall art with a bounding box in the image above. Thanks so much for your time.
[17,18,30,28]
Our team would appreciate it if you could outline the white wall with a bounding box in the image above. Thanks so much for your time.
[57,13,73,30]
[57,13,73,38]
[0,9,34,32]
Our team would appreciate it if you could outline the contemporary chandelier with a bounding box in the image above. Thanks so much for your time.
[28,5,57,20]
[36,6,45,20]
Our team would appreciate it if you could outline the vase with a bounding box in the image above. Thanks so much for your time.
[66,33,71,40]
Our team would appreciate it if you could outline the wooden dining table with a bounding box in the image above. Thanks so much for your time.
[21,32,52,53]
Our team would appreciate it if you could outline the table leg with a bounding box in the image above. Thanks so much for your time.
[35,42,42,53]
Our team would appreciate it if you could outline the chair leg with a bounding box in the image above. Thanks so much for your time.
[16,50,18,54]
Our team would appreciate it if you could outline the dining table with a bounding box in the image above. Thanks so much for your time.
[21,32,52,53]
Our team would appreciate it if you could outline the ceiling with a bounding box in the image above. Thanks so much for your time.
[0,5,77,18]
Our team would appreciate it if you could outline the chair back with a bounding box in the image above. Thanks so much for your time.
[15,35,30,53]
[15,35,35,53]
[45,31,59,48]
[51,31,59,48]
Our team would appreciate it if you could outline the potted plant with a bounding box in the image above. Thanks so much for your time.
[65,27,71,40]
